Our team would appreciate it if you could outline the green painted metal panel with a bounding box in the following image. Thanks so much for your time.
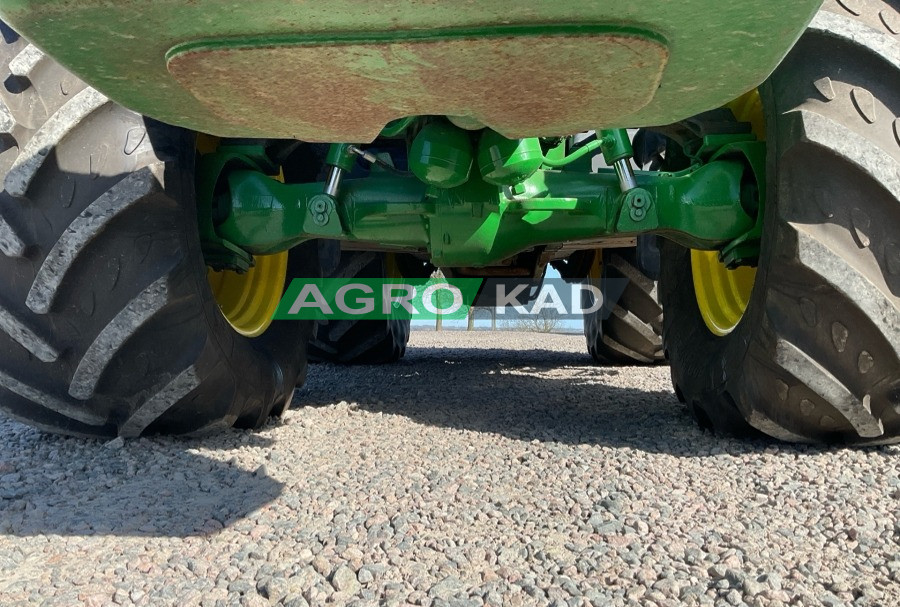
[1,1,821,140]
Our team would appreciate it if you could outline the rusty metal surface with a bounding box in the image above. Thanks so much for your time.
[167,31,668,142]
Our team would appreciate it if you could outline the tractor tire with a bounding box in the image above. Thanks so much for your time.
[0,25,317,438]
[660,0,900,444]
[584,247,664,365]
[308,251,411,365]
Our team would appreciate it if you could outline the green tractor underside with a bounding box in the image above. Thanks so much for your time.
[199,131,765,269]
[1,0,820,142]
[1,1,821,269]
[1,0,898,445]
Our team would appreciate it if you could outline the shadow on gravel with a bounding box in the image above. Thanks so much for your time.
[0,429,283,538]
[300,345,789,457]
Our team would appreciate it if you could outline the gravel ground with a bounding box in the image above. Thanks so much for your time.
[1,330,898,607]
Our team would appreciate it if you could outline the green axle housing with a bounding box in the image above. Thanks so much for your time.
[201,127,765,269]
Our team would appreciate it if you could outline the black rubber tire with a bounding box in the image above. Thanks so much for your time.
[660,0,900,444]
[0,26,317,438]
[308,251,411,365]
[584,248,664,365]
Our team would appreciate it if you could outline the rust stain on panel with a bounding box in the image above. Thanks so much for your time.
[168,33,668,142]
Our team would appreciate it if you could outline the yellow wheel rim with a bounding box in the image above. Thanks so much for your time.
[199,133,287,338]
[691,89,763,336]
[207,253,288,337]
[691,251,756,336]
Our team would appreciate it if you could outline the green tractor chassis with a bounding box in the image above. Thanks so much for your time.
[0,1,821,141]
[1,0,898,445]
[200,127,764,270]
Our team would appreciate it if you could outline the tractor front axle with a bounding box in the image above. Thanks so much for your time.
[198,127,764,270]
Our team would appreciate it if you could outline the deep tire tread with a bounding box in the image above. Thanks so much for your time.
[308,251,411,365]
[584,250,664,365]
[662,0,900,445]
[0,24,315,438]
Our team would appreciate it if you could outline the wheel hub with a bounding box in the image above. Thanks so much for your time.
[691,90,763,336]
[207,252,288,337]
